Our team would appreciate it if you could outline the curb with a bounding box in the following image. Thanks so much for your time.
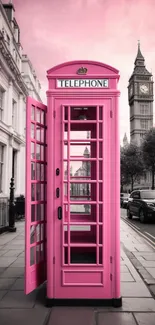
[122,242,155,299]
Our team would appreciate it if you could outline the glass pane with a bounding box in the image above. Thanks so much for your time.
[36,224,40,242]
[40,127,45,142]
[31,184,35,201]
[70,204,91,213]
[40,110,45,124]
[99,183,102,202]
[64,106,68,120]
[99,142,103,158]
[71,144,91,158]
[30,246,35,266]
[36,144,40,160]
[40,243,44,261]
[36,108,41,123]
[31,124,35,139]
[31,162,35,180]
[36,245,40,264]
[36,204,41,221]
[41,204,44,220]
[41,184,44,200]
[70,161,92,179]
[99,161,103,180]
[30,225,35,244]
[31,142,35,159]
[31,204,35,222]
[70,106,97,120]
[70,204,96,222]
[99,123,103,139]
[36,183,41,201]
[31,105,35,120]
[70,131,95,140]
[40,145,44,160]
[70,183,91,199]
[36,163,41,180]
[99,225,103,244]
[99,204,103,223]
[64,162,68,180]
[64,247,68,264]
[99,247,103,264]
[99,106,103,120]
[70,225,96,244]
[41,164,44,180]
[70,247,96,264]
[41,224,44,241]
[63,225,68,244]
[36,125,40,141]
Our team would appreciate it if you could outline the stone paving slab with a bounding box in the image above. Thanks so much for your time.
[121,282,152,297]
[134,313,155,325]
[47,307,95,325]
[0,267,24,278]
[121,272,135,282]
[97,312,136,325]
[2,249,23,257]
[146,267,155,278]
[0,309,50,325]
[0,256,18,267]
[0,290,7,300]
[10,278,24,290]
[0,290,37,308]
[96,298,155,312]
[10,257,24,267]
[0,278,16,290]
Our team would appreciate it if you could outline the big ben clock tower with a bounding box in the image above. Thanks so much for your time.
[128,42,154,146]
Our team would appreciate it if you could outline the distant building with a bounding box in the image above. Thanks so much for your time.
[128,42,153,146]
[123,133,128,147]
[71,147,90,198]
[21,54,42,102]
[0,1,41,199]
[126,42,154,190]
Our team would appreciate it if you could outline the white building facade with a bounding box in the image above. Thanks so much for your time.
[0,2,42,200]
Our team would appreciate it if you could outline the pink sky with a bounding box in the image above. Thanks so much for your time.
[5,0,155,143]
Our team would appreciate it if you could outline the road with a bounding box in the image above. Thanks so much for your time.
[121,208,155,249]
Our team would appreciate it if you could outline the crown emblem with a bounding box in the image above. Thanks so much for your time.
[77,67,87,75]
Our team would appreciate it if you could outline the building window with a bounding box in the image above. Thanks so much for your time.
[140,104,148,115]
[12,100,17,129]
[140,120,148,129]
[0,144,4,193]
[12,149,17,188]
[0,88,5,121]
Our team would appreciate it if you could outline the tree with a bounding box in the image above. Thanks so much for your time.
[121,143,145,191]
[141,127,155,189]
[120,147,130,192]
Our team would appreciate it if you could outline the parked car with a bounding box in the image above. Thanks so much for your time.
[120,193,129,207]
[122,194,130,209]
[127,190,155,223]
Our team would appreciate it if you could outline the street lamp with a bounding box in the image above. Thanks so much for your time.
[8,177,16,232]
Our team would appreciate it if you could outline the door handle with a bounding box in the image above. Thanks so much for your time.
[56,188,60,198]
[58,206,62,220]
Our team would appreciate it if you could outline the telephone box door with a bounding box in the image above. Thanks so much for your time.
[54,101,112,299]
[25,97,47,294]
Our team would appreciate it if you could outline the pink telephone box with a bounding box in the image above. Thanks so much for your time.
[25,60,122,307]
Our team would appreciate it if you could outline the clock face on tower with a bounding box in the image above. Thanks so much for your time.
[139,83,149,94]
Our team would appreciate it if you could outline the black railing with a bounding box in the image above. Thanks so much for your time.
[0,177,25,235]
[14,195,25,220]
[0,197,9,234]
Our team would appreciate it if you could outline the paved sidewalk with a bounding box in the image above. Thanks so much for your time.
[0,220,155,325]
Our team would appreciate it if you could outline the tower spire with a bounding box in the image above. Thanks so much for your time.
[134,40,144,64]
